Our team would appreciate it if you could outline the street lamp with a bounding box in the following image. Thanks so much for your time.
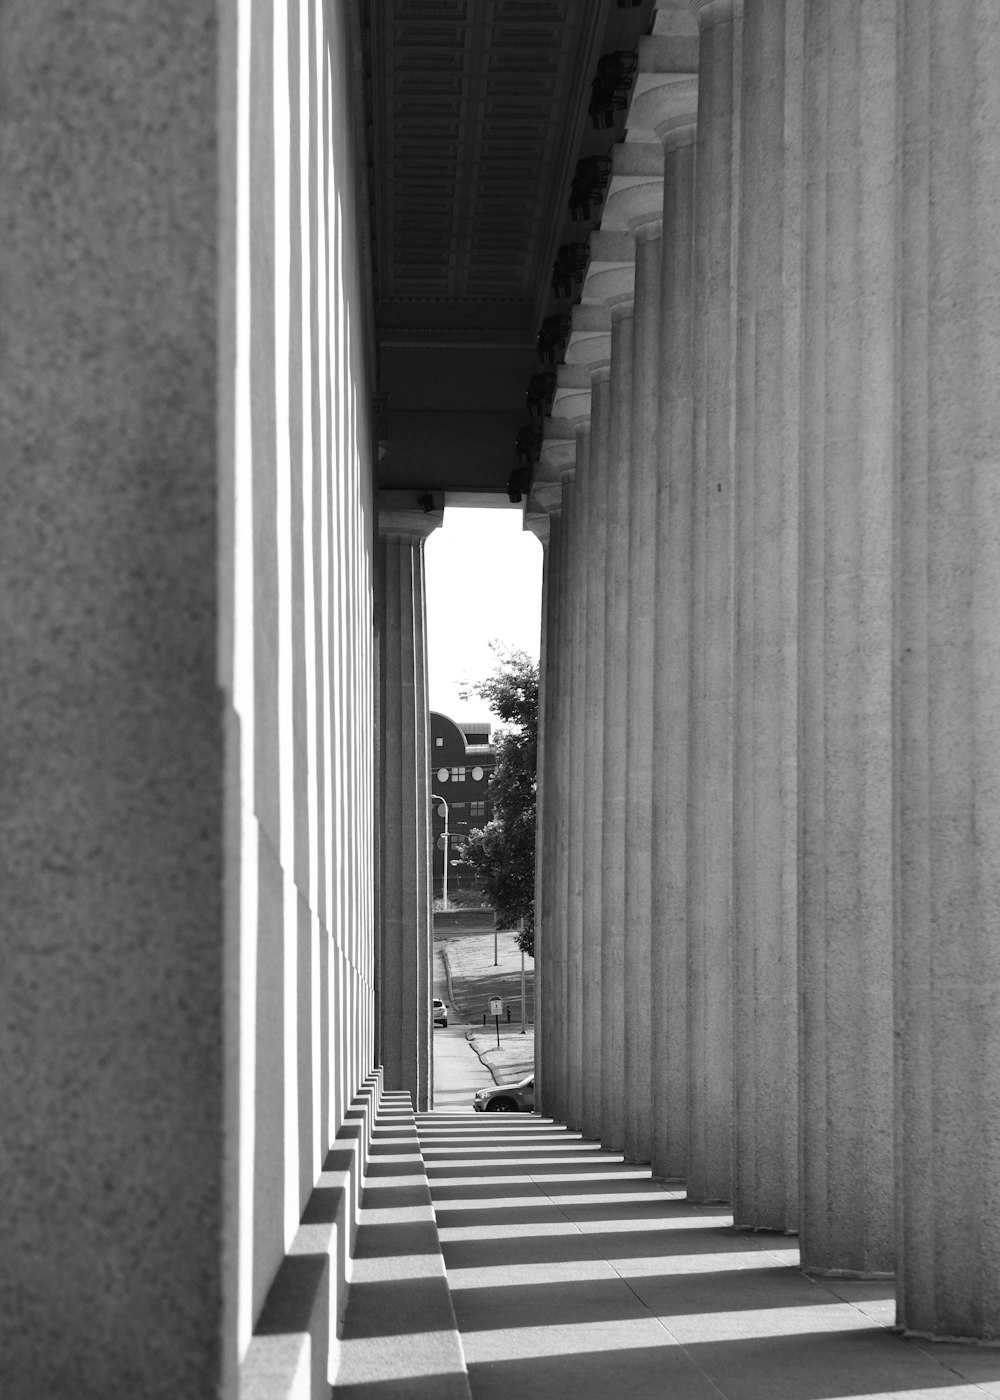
[432,794,449,912]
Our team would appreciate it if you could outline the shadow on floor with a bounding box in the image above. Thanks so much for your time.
[417,1113,1000,1400]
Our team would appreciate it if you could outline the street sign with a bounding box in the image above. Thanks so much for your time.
[488,996,503,1018]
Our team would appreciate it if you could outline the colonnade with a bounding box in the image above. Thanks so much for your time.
[530,0,1000,1343]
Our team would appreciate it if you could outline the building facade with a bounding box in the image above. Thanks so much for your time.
[430,711,495,904]
[2,1,1000,1396]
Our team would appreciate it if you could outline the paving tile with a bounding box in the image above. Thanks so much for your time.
[418,1111,1000,1400]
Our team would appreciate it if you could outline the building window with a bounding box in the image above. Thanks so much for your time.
[435,737,443,747]
[471,765,484,782]
[450,767,466,782]
[437,767,449,783]
[470,801,485,819]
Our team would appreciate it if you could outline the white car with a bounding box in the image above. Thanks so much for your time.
[433,998,448,1028]
[473,1075,534,1113]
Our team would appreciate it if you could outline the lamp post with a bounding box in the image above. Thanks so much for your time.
[520,918,526,1034]
[432,794,449,912]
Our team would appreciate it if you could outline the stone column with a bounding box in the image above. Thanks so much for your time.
[0,6,226,1390]
[536,423,580,1128]
[896,0,1000,1342]
[376,497,441,1113]
[798,0,897,1275]
[530,487,563,1119]
[552,370,595,1133]
[685,0,742,1205]
[603,144,666,1166]
[581,237,636,1151]
[628,30,702,1183]
[731,0,803,1234]
[563,323,612,1141]
[629,50,701,1185]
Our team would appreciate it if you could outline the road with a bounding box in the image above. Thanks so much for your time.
[432,945,494,1112]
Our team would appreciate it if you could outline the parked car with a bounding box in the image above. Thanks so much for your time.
[473,1075,534,1113]
[433,998,448,1028]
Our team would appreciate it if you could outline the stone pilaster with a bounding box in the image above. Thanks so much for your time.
[896,0,1000,1341]
[798,0,897,1275]
[731,0,803,1234]
[376,497,442,1113]
[685,0,742,1205]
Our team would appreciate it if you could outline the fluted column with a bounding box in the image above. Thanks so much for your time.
[896,0,1000,1341]
[563,321,612,1141]
[530,483,564,1120]
[731,0,803,1233]
[629,43,701,1186]
[580,238,635,1151]
[552,367,594,1133]
[629,29,701,1184]
[376,496,442,1112]
[537,419,582,1128]
[602,304,634,1153]
[603,142,665,1165]
[798,0,896,1274]
[686,0,742,1204]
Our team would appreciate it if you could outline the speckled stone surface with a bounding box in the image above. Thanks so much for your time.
[685,0,740,1207]
[731,0,802,1235]
[896,0,1000,1343]
[798,0,896,1278]
[0,2,224,1394]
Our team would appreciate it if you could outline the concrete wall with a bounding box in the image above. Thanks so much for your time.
[0,0,378,1395]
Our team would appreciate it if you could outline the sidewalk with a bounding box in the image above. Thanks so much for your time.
[417,1114,1000,1400]
[437,924,535,1084]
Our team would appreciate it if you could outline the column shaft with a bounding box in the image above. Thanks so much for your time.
[537,510,564,1118]
[731,0,802,1233]
[601,309,634,1150]
[377,523,436,1112]
[798,0,897,1274]
[896,0,1000,1341]
[686,0,742,1204]
[563,468,587,1129]
[582,380,610,1140]
[652,127,697,1182]
[624,232,662,1164]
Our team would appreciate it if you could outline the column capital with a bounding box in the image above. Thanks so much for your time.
[628,74,699,150]
[688,0,743,29]
[529,479,563,521]
[552,364,593,428]
[523,508,551,546]
[565,303,613,377]
[537,419,577,483]
[603,142,665,237]
[377,490,444,539]
[581,228,635,316]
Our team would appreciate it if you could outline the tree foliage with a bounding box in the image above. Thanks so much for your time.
[461,646,538,956]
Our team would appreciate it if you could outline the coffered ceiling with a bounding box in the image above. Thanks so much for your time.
[366,0,656,495]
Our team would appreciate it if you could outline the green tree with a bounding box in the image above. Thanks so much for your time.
[461,646,538,956]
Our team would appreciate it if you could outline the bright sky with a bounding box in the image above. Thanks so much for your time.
[425,504,543,727]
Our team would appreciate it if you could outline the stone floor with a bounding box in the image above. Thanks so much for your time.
[418,1114,1000,1400]
[334,1015,1000,1399]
